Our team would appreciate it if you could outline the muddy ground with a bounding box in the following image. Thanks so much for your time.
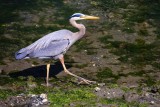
[0,0,160,107]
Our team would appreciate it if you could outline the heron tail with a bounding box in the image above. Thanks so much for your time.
[15,48,29,60]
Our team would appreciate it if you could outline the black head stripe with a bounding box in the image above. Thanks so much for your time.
[70,14,82,18]
[72,14,81,17]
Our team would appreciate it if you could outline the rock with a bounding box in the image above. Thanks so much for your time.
[150,86,159,93]
[106,88,124,99]
[95,87,101,92]
[69,103,76,107]
[93,63,96,67]
[29,94,49,106]
[143,65,153,71]
[96,103,117,107]
[40,93,47,99]
[124,92,139,102]
[95,87,125,99]
[108,12,114,18]
[27,82,37,89]
[98,83,105,87]
[0,93,50,107]
[42,99,48,104]
[139,91,160,105]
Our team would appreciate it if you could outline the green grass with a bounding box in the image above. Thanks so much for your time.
[145,75,156,86]
[0,89,17,100]
[152,62,160,69]
[74,39,93,52]
[122,27,135,33]
[154,29,160,39]
[99,35,160,66]
[0,76,97,106]
[138,29,149,36]
[0,0,160,106]
[122,19,135,33]
[48,88,96,106]
[0,76,151,106]
[128,70,144,77]
[0,77,27,99]
[100,98,148,107]
[92,0,128,11]
[96,67,119,83]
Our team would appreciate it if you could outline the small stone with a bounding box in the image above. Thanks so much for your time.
[151,101,155,104]
[34,103,40,106]
[113,92,115,94]
[107,92,110,95]
[124,92,139,102]
[93,63,96,67]
[145,93,150,97]
[98,83,105,87]
[40,93,47,99]
[27,82,37,88]
[70,103,75,107]
[95,87,101,92]
[108,12,114,18]
[102,31,108,35]
[42,99,48,103]
[35,24,39,27]
[31,64,35,67]
[30,94,36,97]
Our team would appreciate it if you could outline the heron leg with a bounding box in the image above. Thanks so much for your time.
[59,57,96,84]
[46,63,50,86]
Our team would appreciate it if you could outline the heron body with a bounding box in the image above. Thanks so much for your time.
[16,29,73,59]
[15,13,99,86]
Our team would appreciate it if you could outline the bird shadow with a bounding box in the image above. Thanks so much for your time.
[9,61,72,78]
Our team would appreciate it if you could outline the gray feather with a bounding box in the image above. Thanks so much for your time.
[15,29,73,59]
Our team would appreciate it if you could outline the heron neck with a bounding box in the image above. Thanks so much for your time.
[69,19,86,36]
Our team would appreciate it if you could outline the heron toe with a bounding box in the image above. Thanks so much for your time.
[78,78,96,85]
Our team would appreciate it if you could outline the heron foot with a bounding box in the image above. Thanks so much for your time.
[64,69,96,85]
[78,78,96,85]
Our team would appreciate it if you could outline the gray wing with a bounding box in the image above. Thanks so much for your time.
[29,39,70,58]
[15,29,73,59]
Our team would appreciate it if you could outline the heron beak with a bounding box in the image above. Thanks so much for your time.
[81,15,100,20]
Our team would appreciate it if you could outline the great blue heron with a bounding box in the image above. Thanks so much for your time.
[15,13,99,86]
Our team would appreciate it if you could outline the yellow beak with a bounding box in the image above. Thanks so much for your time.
[81,15,100,20]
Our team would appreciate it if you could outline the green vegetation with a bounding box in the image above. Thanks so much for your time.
[138,29,149,36]
[96,67,119,83]
[122,27,135,34]
[0,89,17,100]
[0,76,149,106]
[0,77,26,99]
[154,29,160,39]
[48,88,96,106]
[100,98,148,107]
[0,0,160,106]
[97,67,116,78]
[145,75,156,86]
[99,35,160,67]
[74,39,97,55]
[74,39,92,52]
[128,70,144,77]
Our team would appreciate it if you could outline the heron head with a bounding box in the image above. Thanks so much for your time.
[70,13,99,20]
